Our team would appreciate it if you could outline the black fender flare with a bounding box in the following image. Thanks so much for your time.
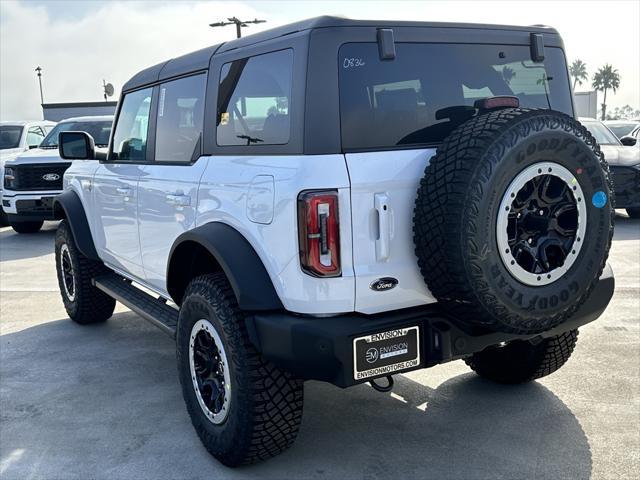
[166,223,284,311]
[53,190,99,261]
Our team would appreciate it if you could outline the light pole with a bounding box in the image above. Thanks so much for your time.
[209,17,266,38]
[35,66,44,105]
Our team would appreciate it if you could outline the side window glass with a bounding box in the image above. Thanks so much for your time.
[26,127,45,147]
[155,74,206,163]
[217,49,293,146]
[111,88,152,161]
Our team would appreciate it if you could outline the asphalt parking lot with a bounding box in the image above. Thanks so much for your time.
[0,215,638,480]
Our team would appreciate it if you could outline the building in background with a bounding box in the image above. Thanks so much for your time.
[573,91,598,119]
[42,101,117,122]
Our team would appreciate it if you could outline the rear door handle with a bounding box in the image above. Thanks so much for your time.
[165,194,191,207]
[374,193,391,261]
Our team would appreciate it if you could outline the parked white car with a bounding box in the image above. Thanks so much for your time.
[580,117,640,217]
[0,120,55,225]
[2,116,112,233]
[604,119,639,140]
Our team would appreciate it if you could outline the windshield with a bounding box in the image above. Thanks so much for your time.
[40,120,112,148]
[584,122,620,145]
[339,43,573,150]
[0,125,24,150]
[607,123,637,139]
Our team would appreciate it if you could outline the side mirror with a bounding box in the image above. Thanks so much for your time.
[620,136,637,147]
[59,131,96,160]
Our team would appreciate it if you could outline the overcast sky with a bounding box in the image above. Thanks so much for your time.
[1,0,638,120]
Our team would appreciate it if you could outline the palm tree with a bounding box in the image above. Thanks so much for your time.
[569,59,588,90]
[592,64,621,120]
[502,66,516,85]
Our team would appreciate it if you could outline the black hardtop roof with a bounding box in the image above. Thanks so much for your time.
[122,44,221,92]
[122,16,559,92]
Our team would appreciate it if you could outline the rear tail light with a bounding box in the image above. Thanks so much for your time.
[298,190,341,277]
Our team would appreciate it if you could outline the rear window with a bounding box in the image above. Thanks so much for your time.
[339,43,573,151]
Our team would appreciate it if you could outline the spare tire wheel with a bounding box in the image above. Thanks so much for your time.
[413,108,614,334]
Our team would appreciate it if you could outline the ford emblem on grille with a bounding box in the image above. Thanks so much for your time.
[42,173,60,181]
[370,277,398,292]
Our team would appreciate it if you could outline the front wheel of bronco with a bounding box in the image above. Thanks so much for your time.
[55,220,115,324]
[465,330,579,384]
[176,273,304,467]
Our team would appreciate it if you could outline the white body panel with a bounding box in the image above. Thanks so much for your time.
[62,160,101,227]
[138,160,209,291]
[64,149,439,316]
[345,149,438,313]
[4,148,71,166]
[92,163,145,279]
[196,154,355,314]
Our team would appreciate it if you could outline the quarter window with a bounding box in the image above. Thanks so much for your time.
[26,127,45,147]
[217,49,293,146]
[155,74,207,163]
[111,88,153,161]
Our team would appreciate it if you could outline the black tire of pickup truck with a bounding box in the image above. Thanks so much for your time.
[626,208,640,219]
[465,329,579,383]
[414,108,614,334]
[0,208,8,227]
[11,220,43,234]
[55,220,115,324]
[176,273,304,467]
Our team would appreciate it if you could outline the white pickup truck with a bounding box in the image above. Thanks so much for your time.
[2,116,112,233]
[0,120,55,225]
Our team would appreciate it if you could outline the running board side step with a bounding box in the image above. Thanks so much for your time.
[93,273,178,338]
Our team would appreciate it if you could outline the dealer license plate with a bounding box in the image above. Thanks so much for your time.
[353,326,420,381]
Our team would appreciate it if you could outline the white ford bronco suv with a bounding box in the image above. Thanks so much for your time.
[53,17,615,467]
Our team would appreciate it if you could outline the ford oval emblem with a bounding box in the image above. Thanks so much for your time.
[42,173,60,181]
[370,277,398,292]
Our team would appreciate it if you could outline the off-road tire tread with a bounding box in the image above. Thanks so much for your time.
[55,220,115,324]
[177,273,303,467]
[465,330,579,383]
[413,108,614,334]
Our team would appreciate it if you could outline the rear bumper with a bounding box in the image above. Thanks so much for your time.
[247,264,614,388]
[610,164,640,208]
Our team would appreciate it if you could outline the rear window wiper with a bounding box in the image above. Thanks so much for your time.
[236,135,264,145]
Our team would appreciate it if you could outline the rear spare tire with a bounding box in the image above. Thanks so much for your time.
[414,109,613,334]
